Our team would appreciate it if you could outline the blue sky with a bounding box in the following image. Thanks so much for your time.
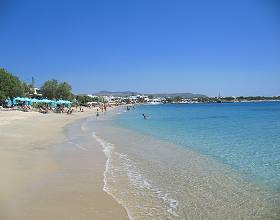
[0,0,279,96]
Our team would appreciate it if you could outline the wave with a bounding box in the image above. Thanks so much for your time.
[91,132,178,219]
[92,132,134,220]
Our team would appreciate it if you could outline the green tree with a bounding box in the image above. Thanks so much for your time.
[41,79,72,100]
[0,68,24,99]
[76,95,99,105]
[22,82,34,97]
[56,82,72,100]
[40,79,59,99]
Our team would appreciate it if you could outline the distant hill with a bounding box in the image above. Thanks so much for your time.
[151,93,207,98]
[95,91,141,97]
[94,91,207,98]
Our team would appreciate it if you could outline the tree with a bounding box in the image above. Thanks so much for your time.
[22,82,34,97]
[41,79,73,100]
[0,68,24,99]
[76,95,99,106]
[56,82,72,100]
[40,79,59,99]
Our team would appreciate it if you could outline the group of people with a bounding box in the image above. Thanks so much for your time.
[125,105,148,119]
[96,104,109,117]
[1,100,151,120]
[0,101,78,115]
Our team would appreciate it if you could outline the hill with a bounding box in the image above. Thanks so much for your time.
[94,91,207,98]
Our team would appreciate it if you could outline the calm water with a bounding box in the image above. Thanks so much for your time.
[115,102,280,192]
[74,102,280,219]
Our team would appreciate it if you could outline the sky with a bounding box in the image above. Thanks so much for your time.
[0,0,279,97]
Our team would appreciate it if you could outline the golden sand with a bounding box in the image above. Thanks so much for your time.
[0,109,128,220]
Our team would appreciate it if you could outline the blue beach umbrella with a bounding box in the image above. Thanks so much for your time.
[24,98,32,105]
[13,97,26,105]
[13,97,20,105]
[6,97,12,107]
[56,100,72,107]
[50,101,56,107]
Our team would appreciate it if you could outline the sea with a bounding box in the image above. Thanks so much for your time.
[68,102,280,219]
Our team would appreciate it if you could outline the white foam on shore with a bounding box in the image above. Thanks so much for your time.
[92,132,134,220]
[92,131,178,219]
[115,152,179,217]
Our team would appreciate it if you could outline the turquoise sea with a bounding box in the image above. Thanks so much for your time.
[115,102,280,192]
[73,101,280,219]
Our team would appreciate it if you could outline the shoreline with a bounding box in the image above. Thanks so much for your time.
[2,103,279,219]
[90,105,280,219]
[0,108,129,220]
[92,130,136,220]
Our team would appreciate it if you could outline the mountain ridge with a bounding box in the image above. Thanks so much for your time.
[94,91,207,98]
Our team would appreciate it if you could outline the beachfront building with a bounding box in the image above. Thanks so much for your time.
[87,94,99,99]
[30,87,42,98]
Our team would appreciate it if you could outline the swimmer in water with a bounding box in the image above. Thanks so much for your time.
[142,113,148,119]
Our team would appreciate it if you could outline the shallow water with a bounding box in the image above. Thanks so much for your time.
[65,103,280,219]
[115,102,280,192]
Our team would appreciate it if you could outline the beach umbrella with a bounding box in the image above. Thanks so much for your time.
[56,100,72,107]
[13,97,22,105]
[34,99,44,104]
[12,98,17,105]
[50,101,56,107]
[12,97,28,105]
[56,100,63,104]
[22,97,32,105]
[13,97,23,102]
[6,97,12,107]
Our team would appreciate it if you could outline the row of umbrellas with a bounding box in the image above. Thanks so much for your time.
[11,97,72,107]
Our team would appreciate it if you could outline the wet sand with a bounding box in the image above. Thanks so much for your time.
[0,109,128,220]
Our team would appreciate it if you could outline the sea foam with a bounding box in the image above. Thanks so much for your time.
[92,131,179,219]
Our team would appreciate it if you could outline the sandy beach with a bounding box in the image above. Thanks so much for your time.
[0,109,128,220]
